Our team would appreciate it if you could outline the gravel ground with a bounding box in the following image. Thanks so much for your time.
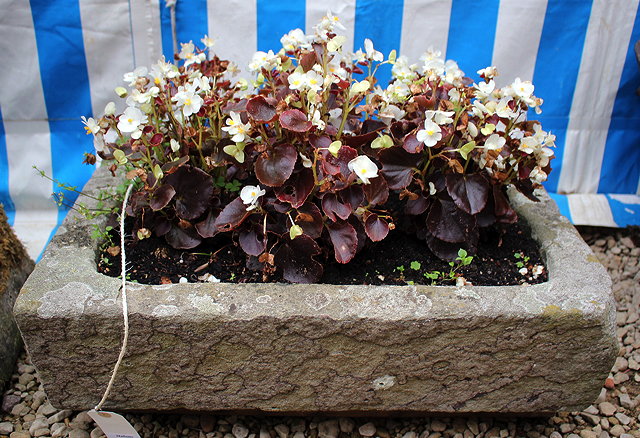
[2,226,639,438]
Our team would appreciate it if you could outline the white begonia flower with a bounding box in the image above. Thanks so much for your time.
[391,56,417,82]
[529,166,547,184]
[477,66,498,79]
[196,76,212,93]
[81,116,100,135]
[201,35,216,48]
[385,81,410,102]
[474,80,495,99]
[327,35,347,53]
[379,104,406,125]
[310,109,326,130]
[173,84,204,117]
[364,38,383,62]
[326,59,348,82]
[468,122,478,138]
[305,70,323,93]
[348,155,379,185]
[281,28,310,52]
[512,77,534,99]
[425,110,455,126]
[328,108,343,128]
[519,136,539,154]
[179,41,206,67]
[117,106,147,135]
[299,152,313,168]
[123,67,147,87]
[483,133,506,151]
[240,185,266,211]
[352,49,367,64]
[428,182,437,196]
[448,87,461,102]
[420,48,445,76]
[170,139,180,153]
[248,50,280,72]
[287,71,306,90]
[221,111,251,143]
[104,102,116,116]
[495,97,516,119]
[416,119,442,147]
[444,60,464,84]
[314,10,346,38]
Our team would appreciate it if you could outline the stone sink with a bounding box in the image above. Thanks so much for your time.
[13,166,617,415]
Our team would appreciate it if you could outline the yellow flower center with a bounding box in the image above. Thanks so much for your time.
[127,118,134,123]
[360,168,367,174]
[154,77,161,85]
[426,130,434,136]
[185,98,192,106]
[251,191,256,197]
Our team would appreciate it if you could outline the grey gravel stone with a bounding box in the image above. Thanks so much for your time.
[318,420,339,438]
[338,418,354,434]
[69,429,91,438]
[9,432,30,438]
[232,424,249,438]
[358,423,376,437]
[0,422,15,435]
[274,424,289,438]
[598,402,617,417]
[47,409,73,425]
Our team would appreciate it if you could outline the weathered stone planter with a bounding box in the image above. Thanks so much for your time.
[14,166,617,415]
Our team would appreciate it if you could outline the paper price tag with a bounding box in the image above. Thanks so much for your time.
[88,410,141,438]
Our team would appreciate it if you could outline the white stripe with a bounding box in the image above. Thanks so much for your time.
[609,194,640,205]
[491,0,547,87]
[400,0,452,61]
[207,0,257,79]
[4,121,58,259]
[130,0,163,68]
[79,0,135,117]
[558,0,639,194]
[567,194,617,227]
[306,1,356,52]
[0,0,57,258]
[0,0,48,121]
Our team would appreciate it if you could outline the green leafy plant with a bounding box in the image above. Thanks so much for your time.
[513,251,530,268]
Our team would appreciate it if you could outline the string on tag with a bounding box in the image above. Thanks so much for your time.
[95,183,133,411]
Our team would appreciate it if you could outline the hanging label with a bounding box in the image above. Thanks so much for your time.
[88,410,141,438]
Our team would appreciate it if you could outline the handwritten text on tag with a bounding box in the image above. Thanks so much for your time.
[88,410,141,438]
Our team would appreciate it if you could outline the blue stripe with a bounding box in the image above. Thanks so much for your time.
[159,0,209,62]
[31,0,94,250]
[0,107,15,225]
[606,195,640,227]
[531,0,594,193]
[354,0,404,87]
[548,193,572,223]
[598,6,640,194]
[445,0,500,76]
[159,0,175,62]
[257,0,306,53]
[30,0,93,119]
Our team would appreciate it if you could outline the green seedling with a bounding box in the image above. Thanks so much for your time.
[514,252,530,268]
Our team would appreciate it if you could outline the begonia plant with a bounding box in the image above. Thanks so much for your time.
[83,13,554,283]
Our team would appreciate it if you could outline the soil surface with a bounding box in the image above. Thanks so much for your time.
[98,219,547,286]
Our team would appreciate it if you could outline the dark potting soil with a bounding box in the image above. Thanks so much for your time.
[98,219,548,286]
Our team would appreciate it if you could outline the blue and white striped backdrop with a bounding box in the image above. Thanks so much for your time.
[1,0,640,259]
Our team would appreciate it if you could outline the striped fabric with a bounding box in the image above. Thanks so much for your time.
[1,0,639,259]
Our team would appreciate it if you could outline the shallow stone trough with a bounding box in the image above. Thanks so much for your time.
[13,166,617,415]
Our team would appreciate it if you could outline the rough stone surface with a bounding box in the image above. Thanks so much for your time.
[13,166,618,414]
[0,205,34,390]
